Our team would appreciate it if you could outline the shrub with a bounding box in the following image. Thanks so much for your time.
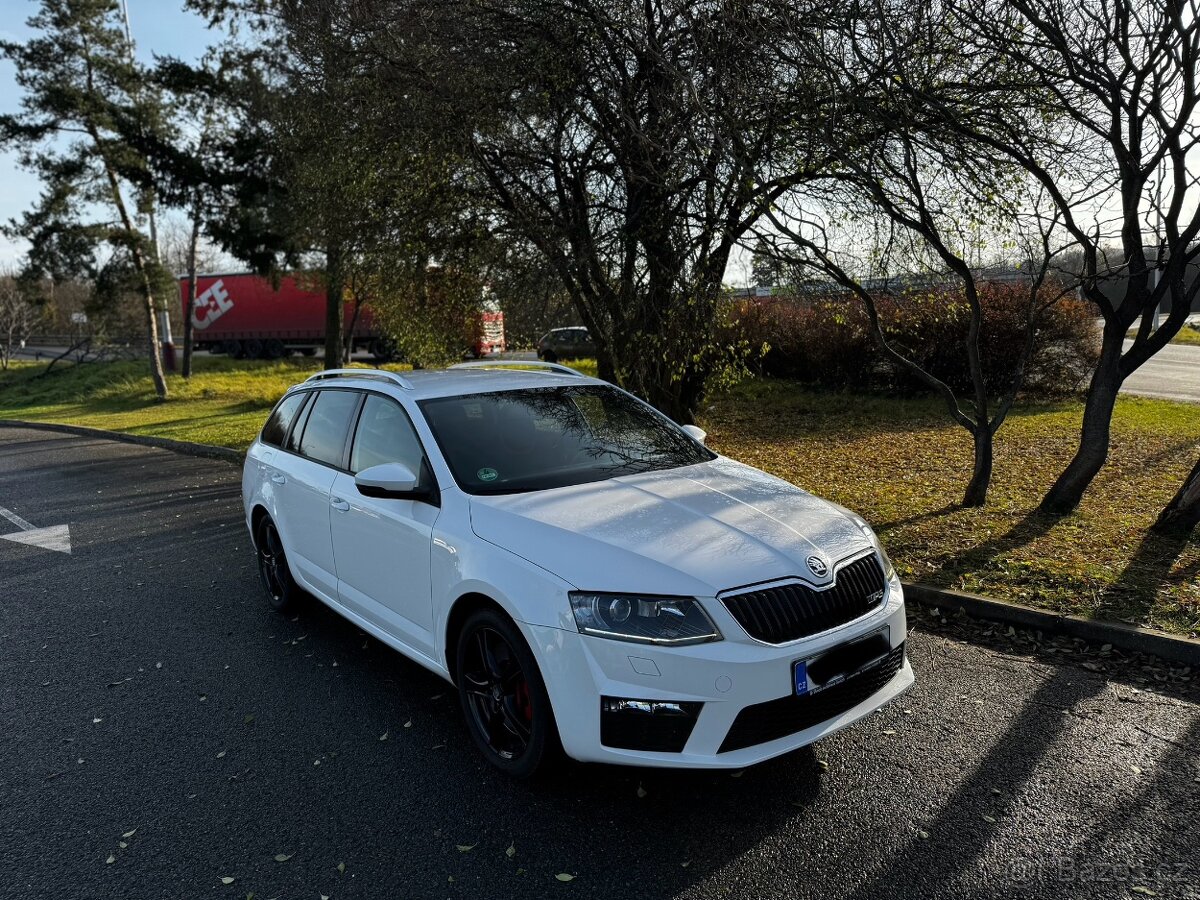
[728,282,1100,397]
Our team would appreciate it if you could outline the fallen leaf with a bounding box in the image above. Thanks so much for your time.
[122,829,136,838]
[92,718,102,724]
[155,662,162,669]
[1131,765,1143,775]
[882,729,896,736]
[118,841,127,849]
[379,732,388,742]
[730,770,744,778]
[1131,889,1157,897]
[106,854,115,864]
[404,720,413,728]
[506,843,516,859]
[817,760,829,771]
[274,854,293,862]
[555,873,575,882]
[220,876,235,885]
[457,844,476,852]
[244,715,254,725]
[681,861,691,868]
[636,783,647,798]
[917,829,930,839]
[337,862,345,874]
[982,815,996,824]
[217,750,226,759]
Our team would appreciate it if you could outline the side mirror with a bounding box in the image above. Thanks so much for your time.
[681,424,707,445]
[355,462,430,501]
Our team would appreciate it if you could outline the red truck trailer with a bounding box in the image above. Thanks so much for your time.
[181,272,505,360]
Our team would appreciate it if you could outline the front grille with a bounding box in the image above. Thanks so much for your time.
[718,642,905,753]
[723,554,886,644]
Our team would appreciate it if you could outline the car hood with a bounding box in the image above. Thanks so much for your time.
[468,457,872,596]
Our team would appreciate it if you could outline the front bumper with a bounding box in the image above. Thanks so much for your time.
[525,579,913,769]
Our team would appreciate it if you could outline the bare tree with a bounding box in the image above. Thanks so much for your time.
[0,275,39,370]
[927,0,1200,514]
[760,0,1077,506]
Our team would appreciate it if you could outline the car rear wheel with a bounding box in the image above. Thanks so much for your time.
[456,608,560,778]
[255,515,300,612]
[541,349,558,363]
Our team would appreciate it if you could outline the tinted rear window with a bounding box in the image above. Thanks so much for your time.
[419,385,714,495]
[260,392,307,447]
[297,390,360,468]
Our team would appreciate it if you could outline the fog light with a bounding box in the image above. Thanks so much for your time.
[600,696,703,752]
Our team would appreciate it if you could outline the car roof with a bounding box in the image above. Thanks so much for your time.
[289,366,606,402]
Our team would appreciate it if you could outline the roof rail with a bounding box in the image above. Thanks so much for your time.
[448,360,586,378]
[304,368,414,390]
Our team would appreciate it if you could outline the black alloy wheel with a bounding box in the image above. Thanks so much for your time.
[456,609,559,778]
[255,516,300,612]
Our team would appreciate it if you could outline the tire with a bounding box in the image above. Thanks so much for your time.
[456,608,561,779]
[243,338,264,360]
[541,349,558,363]
[263,339,285,360]
[222,339,243,358]
[254,515,301,613]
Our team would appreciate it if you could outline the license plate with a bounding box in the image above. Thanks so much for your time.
[794,626,891,697]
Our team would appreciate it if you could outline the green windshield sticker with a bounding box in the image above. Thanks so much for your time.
[477,467,499,482]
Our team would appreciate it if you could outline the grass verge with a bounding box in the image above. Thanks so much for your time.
[1,355,1196,636]
[703,379,1200,637]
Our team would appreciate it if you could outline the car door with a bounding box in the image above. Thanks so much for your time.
[271,388,362,600]
[329,392,440,658]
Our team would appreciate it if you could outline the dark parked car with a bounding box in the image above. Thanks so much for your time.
[537,327,596,362]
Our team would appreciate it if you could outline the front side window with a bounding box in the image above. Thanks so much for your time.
[350,394,426,474]
[260,392,307,447]
[419,385,714,495]
[297,390,360,468]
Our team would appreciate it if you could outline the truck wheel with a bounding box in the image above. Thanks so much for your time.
[263,339,285,360]
[243,338,264,360]
[221,339,242,357]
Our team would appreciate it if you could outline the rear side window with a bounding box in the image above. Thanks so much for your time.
[350,394,426,474]
[297,390,361,468]
[260,392,307,447]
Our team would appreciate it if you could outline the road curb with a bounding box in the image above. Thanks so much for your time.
[903,582,1200,667]
[0,419,244,464]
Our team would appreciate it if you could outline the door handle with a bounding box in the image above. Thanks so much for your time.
[330,497,350,512]
[270,472,287,485]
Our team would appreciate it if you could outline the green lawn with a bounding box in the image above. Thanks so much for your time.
[1174,324,1200,346]
[1,356,1197,637]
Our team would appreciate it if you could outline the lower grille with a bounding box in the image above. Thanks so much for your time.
[718,642,906,753]
[723,554,887,644]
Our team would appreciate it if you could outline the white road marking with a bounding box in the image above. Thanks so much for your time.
[0,506,72,554]
[0,506,36,531]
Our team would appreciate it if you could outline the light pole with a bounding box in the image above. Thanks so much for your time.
[119,0,175,370]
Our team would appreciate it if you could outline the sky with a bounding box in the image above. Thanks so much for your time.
[0,0,217,269]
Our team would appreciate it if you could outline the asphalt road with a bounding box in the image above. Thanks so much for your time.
[2,426,1198,900]
[1121,340,1200,403]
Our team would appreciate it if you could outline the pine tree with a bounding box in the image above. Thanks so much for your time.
[1,0,173,398]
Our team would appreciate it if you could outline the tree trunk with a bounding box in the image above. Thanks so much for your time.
[324,244,345,369]
[1040,326,1124,514]
[140,275,169,399]
[182,213,202,379]
[962,425,994,507]
[1156,455,1200,533]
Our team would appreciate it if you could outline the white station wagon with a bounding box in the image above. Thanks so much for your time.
[243,362,914,777]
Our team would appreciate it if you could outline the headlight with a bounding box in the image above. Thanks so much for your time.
[836,507,897,582]
[568,592,722,645]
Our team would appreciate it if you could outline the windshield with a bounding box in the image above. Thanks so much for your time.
[419,385,715,495]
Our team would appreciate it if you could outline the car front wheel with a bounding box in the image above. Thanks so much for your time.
[456,608,560,778]
[254,515,301,612]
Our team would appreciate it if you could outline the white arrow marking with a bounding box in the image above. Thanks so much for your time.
[0,506,72,555]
